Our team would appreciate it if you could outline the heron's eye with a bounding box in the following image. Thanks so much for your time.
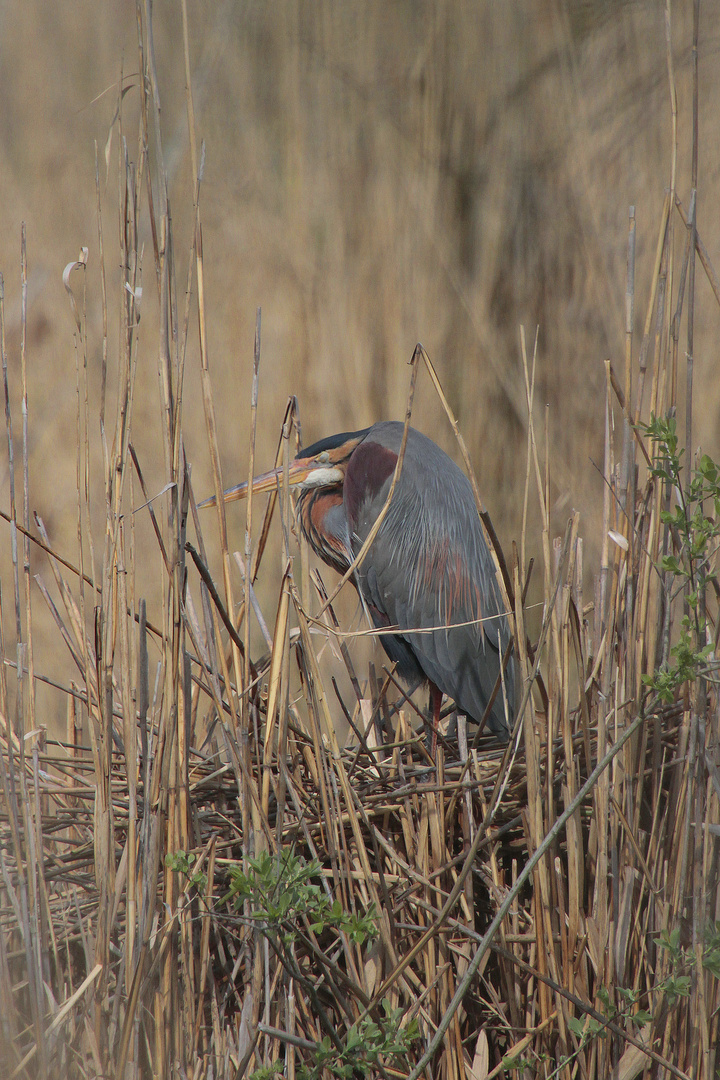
[318,451,330,463]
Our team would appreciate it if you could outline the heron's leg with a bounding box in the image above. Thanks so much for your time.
[429,683,443,759]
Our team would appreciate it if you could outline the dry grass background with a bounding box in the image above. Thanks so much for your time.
[1,0,719,731]
[1,2,720,1078]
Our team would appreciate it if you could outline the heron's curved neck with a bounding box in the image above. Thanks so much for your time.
[297,487,352,575]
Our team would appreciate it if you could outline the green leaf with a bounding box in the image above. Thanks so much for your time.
[666,974,691,1004]
[699,455,717,483]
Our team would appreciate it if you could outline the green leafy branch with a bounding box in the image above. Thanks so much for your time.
[640,414,719,702]
[245,1005,419,1080]
[504,921,720,1076]
[226,847,378,947]
[294,1001,420,1080]
[166,850,208,893]
[171,847,416,1079]
[227,849,415,1080]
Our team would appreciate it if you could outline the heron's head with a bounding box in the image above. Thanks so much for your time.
[198,428,368,574]
[197,428,368,508]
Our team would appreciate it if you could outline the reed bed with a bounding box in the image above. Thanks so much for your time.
[1,5,719,1079]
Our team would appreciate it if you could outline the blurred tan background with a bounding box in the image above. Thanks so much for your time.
[1,1,719,730]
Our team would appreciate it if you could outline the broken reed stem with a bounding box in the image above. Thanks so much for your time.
[664,0,677,419]
[3,262,50,1077]
[23,223,58,1076]
[244,309,261,730]
[675,194,720,305]
[519,325,538,579]
[622,205,635,511]
[686,0,699,472]
[635,191,670,425]
[20,225,35,742]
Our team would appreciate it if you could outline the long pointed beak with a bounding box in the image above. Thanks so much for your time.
[198,457,343,509]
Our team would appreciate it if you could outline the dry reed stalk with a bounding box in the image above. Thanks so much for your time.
[2,251,49,1076]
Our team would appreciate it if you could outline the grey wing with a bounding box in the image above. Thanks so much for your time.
[361,480,514,738]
